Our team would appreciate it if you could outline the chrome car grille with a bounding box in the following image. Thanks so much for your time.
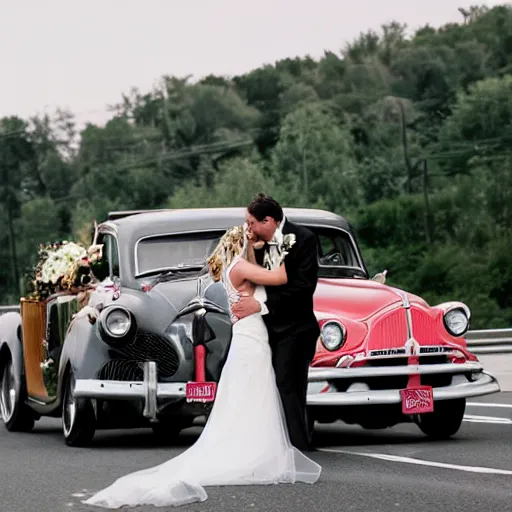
[97,360,143,381]
[96,330,180,381]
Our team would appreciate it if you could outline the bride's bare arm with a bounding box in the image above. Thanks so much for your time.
[231,259,287,286]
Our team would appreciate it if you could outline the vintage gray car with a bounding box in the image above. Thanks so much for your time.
[0,208,500,446]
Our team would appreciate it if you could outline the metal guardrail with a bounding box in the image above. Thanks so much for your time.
[1,304,511,354]
[0,305,20,313]
[465,329,512,355]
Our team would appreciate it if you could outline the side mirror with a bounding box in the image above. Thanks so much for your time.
[372,270,387,284]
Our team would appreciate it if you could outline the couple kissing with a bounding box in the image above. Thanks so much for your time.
[83,194,322,509]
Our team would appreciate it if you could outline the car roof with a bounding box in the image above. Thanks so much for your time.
[106,207,352,241]
[100,207,367,287]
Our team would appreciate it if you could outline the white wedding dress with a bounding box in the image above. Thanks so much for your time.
[83,257,321,509]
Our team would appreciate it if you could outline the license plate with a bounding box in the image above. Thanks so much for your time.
[186,382,217,403]
[400,386,434,415]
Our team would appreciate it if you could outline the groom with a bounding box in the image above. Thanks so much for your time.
[231,194,320,451]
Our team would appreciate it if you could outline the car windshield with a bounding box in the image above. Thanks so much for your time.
[135,227,366,279]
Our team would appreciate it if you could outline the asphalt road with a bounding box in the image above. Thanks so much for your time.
[1,393,511,512]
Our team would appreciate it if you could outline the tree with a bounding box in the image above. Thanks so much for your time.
[271,103,360,211]
[0,117,36,295]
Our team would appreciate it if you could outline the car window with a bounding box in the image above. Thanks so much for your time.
[108,236,120,277]
[95,233,121,280]
[136,232,224,277]
[315,228,359,268]
[134,227,364,279]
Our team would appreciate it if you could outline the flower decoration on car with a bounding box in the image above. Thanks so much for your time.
[40,339,57,395]
[25,221,105,302]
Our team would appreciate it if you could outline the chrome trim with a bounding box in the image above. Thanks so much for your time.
[74,361,187,422]
[443,304,471,337]
[320,320,347,351]
[99,306,132,338]
[367,345,456,359]
[26,396,48,406]
[336,355,355,368]
[308,361,483,381]
[306,371,500,406]
[143,361,158,421]
[99,221,119,234]
[401,292,414,340]
[98,224,122,281]
[440,301,471,321]
[176,297,226,317]
[74,380,186,401]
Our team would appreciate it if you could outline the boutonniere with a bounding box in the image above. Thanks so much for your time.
[283,233,296,251]
[262,230,297,270]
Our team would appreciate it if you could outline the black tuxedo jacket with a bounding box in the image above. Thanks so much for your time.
[256,220,320,341]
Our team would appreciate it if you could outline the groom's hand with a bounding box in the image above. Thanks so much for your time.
[231,294,261,321]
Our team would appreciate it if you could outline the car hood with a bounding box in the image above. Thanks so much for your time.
[147,276,201,314]
[313,278,428,322]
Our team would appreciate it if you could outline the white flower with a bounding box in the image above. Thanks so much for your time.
[283,233,296,250]
[40,358,54,370]
[262,231,297,270]
[39,242,87,284]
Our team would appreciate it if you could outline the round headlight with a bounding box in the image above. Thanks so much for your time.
[320,321,346,351]
[444,309,469,336]
[104,307,132,338]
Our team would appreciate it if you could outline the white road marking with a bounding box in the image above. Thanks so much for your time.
[320,448,512,475]
[463,414,512,425]
[467,402,512,409]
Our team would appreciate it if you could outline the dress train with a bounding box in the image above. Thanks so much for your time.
[83,263,321,509]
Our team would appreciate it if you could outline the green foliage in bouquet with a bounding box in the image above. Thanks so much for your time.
[41,340,58,397]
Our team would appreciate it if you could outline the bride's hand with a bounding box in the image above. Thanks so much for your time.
[247,230,265,250]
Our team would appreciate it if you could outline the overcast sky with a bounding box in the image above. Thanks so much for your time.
[1,0,506,127]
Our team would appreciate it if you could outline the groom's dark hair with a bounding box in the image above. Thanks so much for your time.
[247,193,284,222]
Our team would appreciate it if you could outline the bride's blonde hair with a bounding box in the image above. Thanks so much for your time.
[207,225,246,282]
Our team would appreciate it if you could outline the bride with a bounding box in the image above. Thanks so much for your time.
[83,224,321,509]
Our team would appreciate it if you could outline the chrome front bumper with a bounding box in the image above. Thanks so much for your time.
[74,362,186,421]
[306,362,501,407]
[74,360,501,418]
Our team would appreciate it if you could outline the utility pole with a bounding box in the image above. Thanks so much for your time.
[421,159,433,246]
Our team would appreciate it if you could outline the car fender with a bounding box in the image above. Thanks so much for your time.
[56,312,112,398]
[0,312,25,380]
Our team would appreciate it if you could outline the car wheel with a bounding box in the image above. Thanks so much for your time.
[0,354,35,432]
[416,398,466,440]
[62,369,96,447]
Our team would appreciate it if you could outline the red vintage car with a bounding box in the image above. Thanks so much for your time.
[0,207,500,445]
[307,280,501,439]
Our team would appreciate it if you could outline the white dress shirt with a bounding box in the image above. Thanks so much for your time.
[257,216,286,316]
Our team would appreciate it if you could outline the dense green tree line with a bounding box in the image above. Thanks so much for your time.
[1,4,511,328]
